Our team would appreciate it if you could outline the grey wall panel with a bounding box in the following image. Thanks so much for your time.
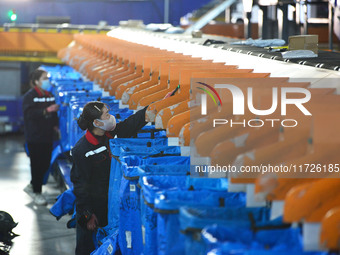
[0,62,21,97]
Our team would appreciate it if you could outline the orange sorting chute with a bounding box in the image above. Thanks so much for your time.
[253,96,340,200]
[284,178,340,223]
[211,88,335,169]
[320,207,340,250]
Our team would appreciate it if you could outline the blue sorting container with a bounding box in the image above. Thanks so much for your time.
[42,66,81,84]
[91,229,120,255]
[179,206,271,255]
[118,163,189,255]
[54,84,93,97]
[99,96,119,105]
[108,139,170,230]
[107,142,179,233]
[202,225,328,255]
[185,178,228,191]
[137,125,167,138]
[63,91,102,106]
[120,155,190,169]
[112,108,133,121]
[69,102,85,148]
[140,176,188,255]
[154,191,246,255]
[207,245,328,255]
[55,82,93,92]
[109,138,168,155]
[41,64,78,79]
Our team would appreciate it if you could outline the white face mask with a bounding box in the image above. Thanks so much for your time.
[93,115,116,131]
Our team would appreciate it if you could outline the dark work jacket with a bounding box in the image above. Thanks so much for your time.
[22,87,59,143]
[70,106,148,227]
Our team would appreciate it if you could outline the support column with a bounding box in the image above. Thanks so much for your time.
[164,0,169,23]
[278,4,289,42]
[329,2,334,50]
[244,12,252,38]
[259,6,269,39]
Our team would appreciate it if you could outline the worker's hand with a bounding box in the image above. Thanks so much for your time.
[86,214,98,231]
[46,104,59,113]
[145,108,157,122]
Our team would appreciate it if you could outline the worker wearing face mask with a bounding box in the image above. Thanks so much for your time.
[70,101,150,255]
[22,68,59,206]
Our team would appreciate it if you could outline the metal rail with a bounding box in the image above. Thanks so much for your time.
[2,23,116,33]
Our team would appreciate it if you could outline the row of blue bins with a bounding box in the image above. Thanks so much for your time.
[44,65,330,255]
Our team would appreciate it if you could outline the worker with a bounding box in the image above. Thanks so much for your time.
[71,101,151,255]
[23,69,59,206]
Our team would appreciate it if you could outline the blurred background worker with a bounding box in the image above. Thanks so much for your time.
[22,69,59,206]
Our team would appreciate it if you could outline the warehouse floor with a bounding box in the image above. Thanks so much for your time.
[0,134,76,255]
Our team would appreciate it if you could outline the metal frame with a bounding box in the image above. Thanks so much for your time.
[329,2,334,50]
[2,23,115,33]
[185,0,237,34]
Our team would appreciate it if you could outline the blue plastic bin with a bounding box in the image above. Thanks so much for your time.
[107,142,180,233]
[119,163,189,255]
[140,176,188,255]
[91,229,120,255]
[202,225,328,255]
[109,138,168,155]
[185,178,228,191]
[111,108,133,121]
[154,191,246,255]
[137,125,167,138]
[108,138,170,231]
[120,155,190,169]
[179,206,271,255]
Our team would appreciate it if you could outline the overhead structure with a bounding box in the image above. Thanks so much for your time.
[185,0,237,34]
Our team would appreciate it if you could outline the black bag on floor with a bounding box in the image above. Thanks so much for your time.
[0,211,18,255]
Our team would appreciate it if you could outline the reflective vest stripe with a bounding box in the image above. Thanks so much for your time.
[33,97,55,102]
[85,146,107,158]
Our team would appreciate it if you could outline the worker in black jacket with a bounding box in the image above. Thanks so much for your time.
[71,101,151,255]
[23,69,59,206]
